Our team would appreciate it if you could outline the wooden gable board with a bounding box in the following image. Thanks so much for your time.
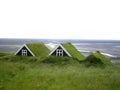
[49,44,71,57]
[15,44,35,56]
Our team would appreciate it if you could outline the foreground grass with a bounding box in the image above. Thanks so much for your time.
[0,59,120,90]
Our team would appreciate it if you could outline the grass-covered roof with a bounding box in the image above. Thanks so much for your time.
[85,51,111,67]
[26,43,50,58]
[62,42,85,60]
[93,52,111,65]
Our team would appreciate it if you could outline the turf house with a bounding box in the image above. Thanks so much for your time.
[49,44,71,57]
[49,43,85,60]
[15,42,85,60]
[15,43,50,57]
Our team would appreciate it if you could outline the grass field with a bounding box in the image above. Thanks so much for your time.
[0,56,120,90]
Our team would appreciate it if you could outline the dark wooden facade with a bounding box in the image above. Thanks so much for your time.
[50,46,69,56]
[16,46,33,56]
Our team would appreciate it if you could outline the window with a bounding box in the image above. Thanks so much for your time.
[56,49,63,56]
[22,49,27,56]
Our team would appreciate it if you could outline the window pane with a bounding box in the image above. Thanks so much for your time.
[22,49,27,56]
[56,49,63,56]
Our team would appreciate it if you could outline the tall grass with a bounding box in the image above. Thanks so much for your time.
[0,59,120,90]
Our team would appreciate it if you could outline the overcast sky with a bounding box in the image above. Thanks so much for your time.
[0,0,120,40]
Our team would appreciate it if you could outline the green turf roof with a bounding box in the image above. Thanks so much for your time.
[93,52,111,65]
[62,42,85,60]
[26,43,50,58]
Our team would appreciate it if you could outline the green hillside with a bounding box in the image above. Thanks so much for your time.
[27,43,50,58]
[62,42,85,60]
[0,49,119,90]
[0,59,120,90]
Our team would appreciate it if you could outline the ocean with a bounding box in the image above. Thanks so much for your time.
[0,38,120,62]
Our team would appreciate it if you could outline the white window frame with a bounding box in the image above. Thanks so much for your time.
[56,49,63,56]
[22,49,27,56]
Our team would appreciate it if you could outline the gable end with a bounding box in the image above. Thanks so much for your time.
[15,44,35,56]
[49,44,71,57]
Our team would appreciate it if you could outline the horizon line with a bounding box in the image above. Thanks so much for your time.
[0,38,120,41]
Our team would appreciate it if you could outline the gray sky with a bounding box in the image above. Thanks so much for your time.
[0,0,120,40]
